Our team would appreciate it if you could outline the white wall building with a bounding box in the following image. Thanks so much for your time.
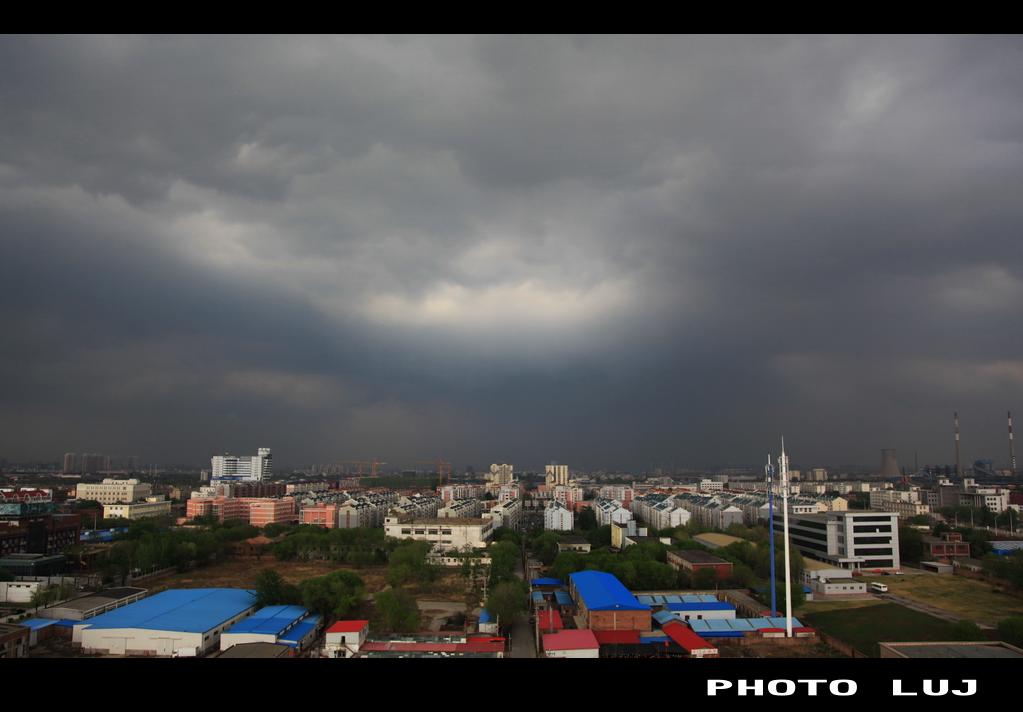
[544,501,574,531]
[211,448,272,483]
[75,479,152,505]
[384,516,495,551]
[483,498,522,531]
[545,464,569,487]
[489,463,515,485]
[103,496,172,520]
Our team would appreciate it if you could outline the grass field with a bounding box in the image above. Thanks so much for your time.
[797,597,885,616]
[803,602,986,657]
[859,573,1023,626]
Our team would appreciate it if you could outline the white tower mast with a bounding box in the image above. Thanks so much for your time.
[780,436,793,638]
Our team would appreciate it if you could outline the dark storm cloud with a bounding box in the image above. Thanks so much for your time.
[2,35,1022,470]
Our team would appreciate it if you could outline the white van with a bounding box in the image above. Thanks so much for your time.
[870,582,888,593]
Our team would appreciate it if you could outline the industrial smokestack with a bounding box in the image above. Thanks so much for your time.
[880,449,900,478]
[1010,410,1017,476]
[954,411,961,478]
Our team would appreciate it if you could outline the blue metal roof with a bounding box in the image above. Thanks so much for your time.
[479,609,492,623]
[226,605,308,636]
[531,578,562,586]
[79,588,257,633]
[569,571,649,612]
[18,618,58,631]
[531,591,545,603]
[652,610,677,625]
[279,615,320,647]
[665,601,735,612]
[554,590,573,606]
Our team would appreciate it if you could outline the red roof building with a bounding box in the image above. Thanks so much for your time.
[326,620,370,634]
[537,609,564,632]
[542,629,600,658]
[661,621,719,658]
[593,629,641,645]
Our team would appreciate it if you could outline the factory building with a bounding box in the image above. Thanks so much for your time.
[568,570,652,631]
[75,588,258,656]
[542,629,600,658]
[219,605,320,652]
[666,548,734,581]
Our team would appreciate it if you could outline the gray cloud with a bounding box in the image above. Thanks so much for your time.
[1,35,1022,470]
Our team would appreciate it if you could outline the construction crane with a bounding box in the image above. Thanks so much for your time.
[416,459,452,487]
[343,459,387,478]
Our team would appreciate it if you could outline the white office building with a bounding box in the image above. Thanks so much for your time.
[776,511,901,572]
[75,479,152,505]
[211,448,272,483]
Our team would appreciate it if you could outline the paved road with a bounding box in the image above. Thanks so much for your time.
[507,542,537,658]
[877,593,995,630]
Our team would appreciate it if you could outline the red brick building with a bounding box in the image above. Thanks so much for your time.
[666,548,733,581]
[923,532,971,560]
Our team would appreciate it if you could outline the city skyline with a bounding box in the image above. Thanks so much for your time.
[2,36,1022,469]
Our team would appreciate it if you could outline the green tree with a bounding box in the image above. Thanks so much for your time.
[375,588,421,634]
[899,526,924,563]
[487,540,520,584]
[254,568,301,607]
[950,619,984,641]
[997,617,1023,648]
[576,508,598,531]
[388,541,436,587]
[485,580,527,630]
[692,568,718,589]
[300,570,365,619]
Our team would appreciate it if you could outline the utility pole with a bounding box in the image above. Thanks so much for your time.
[779,438,793,638]
[766,453,777,617]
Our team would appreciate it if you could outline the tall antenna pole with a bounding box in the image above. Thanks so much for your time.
[780,437,793,638]
[1009,411,1016,476]
[954,411,962,478]
[765,453,777,617]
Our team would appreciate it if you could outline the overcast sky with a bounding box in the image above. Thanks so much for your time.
[1,35,1021,471]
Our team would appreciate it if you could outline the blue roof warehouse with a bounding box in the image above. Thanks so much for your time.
[75,588,259,657]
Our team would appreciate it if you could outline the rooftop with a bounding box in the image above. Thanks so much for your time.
[692,532,745,549]
[669,548,731,565]
[216,642,293,658]
[543,629,600,651]
[77,588,256,633]
[569,571,649,612]
[224,605,309,636]
[326,620,369,634]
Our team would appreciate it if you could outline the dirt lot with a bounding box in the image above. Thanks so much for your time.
[145,558,469,603]
[147,558,391,594]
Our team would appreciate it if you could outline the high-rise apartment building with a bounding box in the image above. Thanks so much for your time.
[489,463,515,485]
[545,463,569,487]
[211,448,272,483]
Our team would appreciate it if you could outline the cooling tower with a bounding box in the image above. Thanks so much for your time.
[880,448,900,478]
